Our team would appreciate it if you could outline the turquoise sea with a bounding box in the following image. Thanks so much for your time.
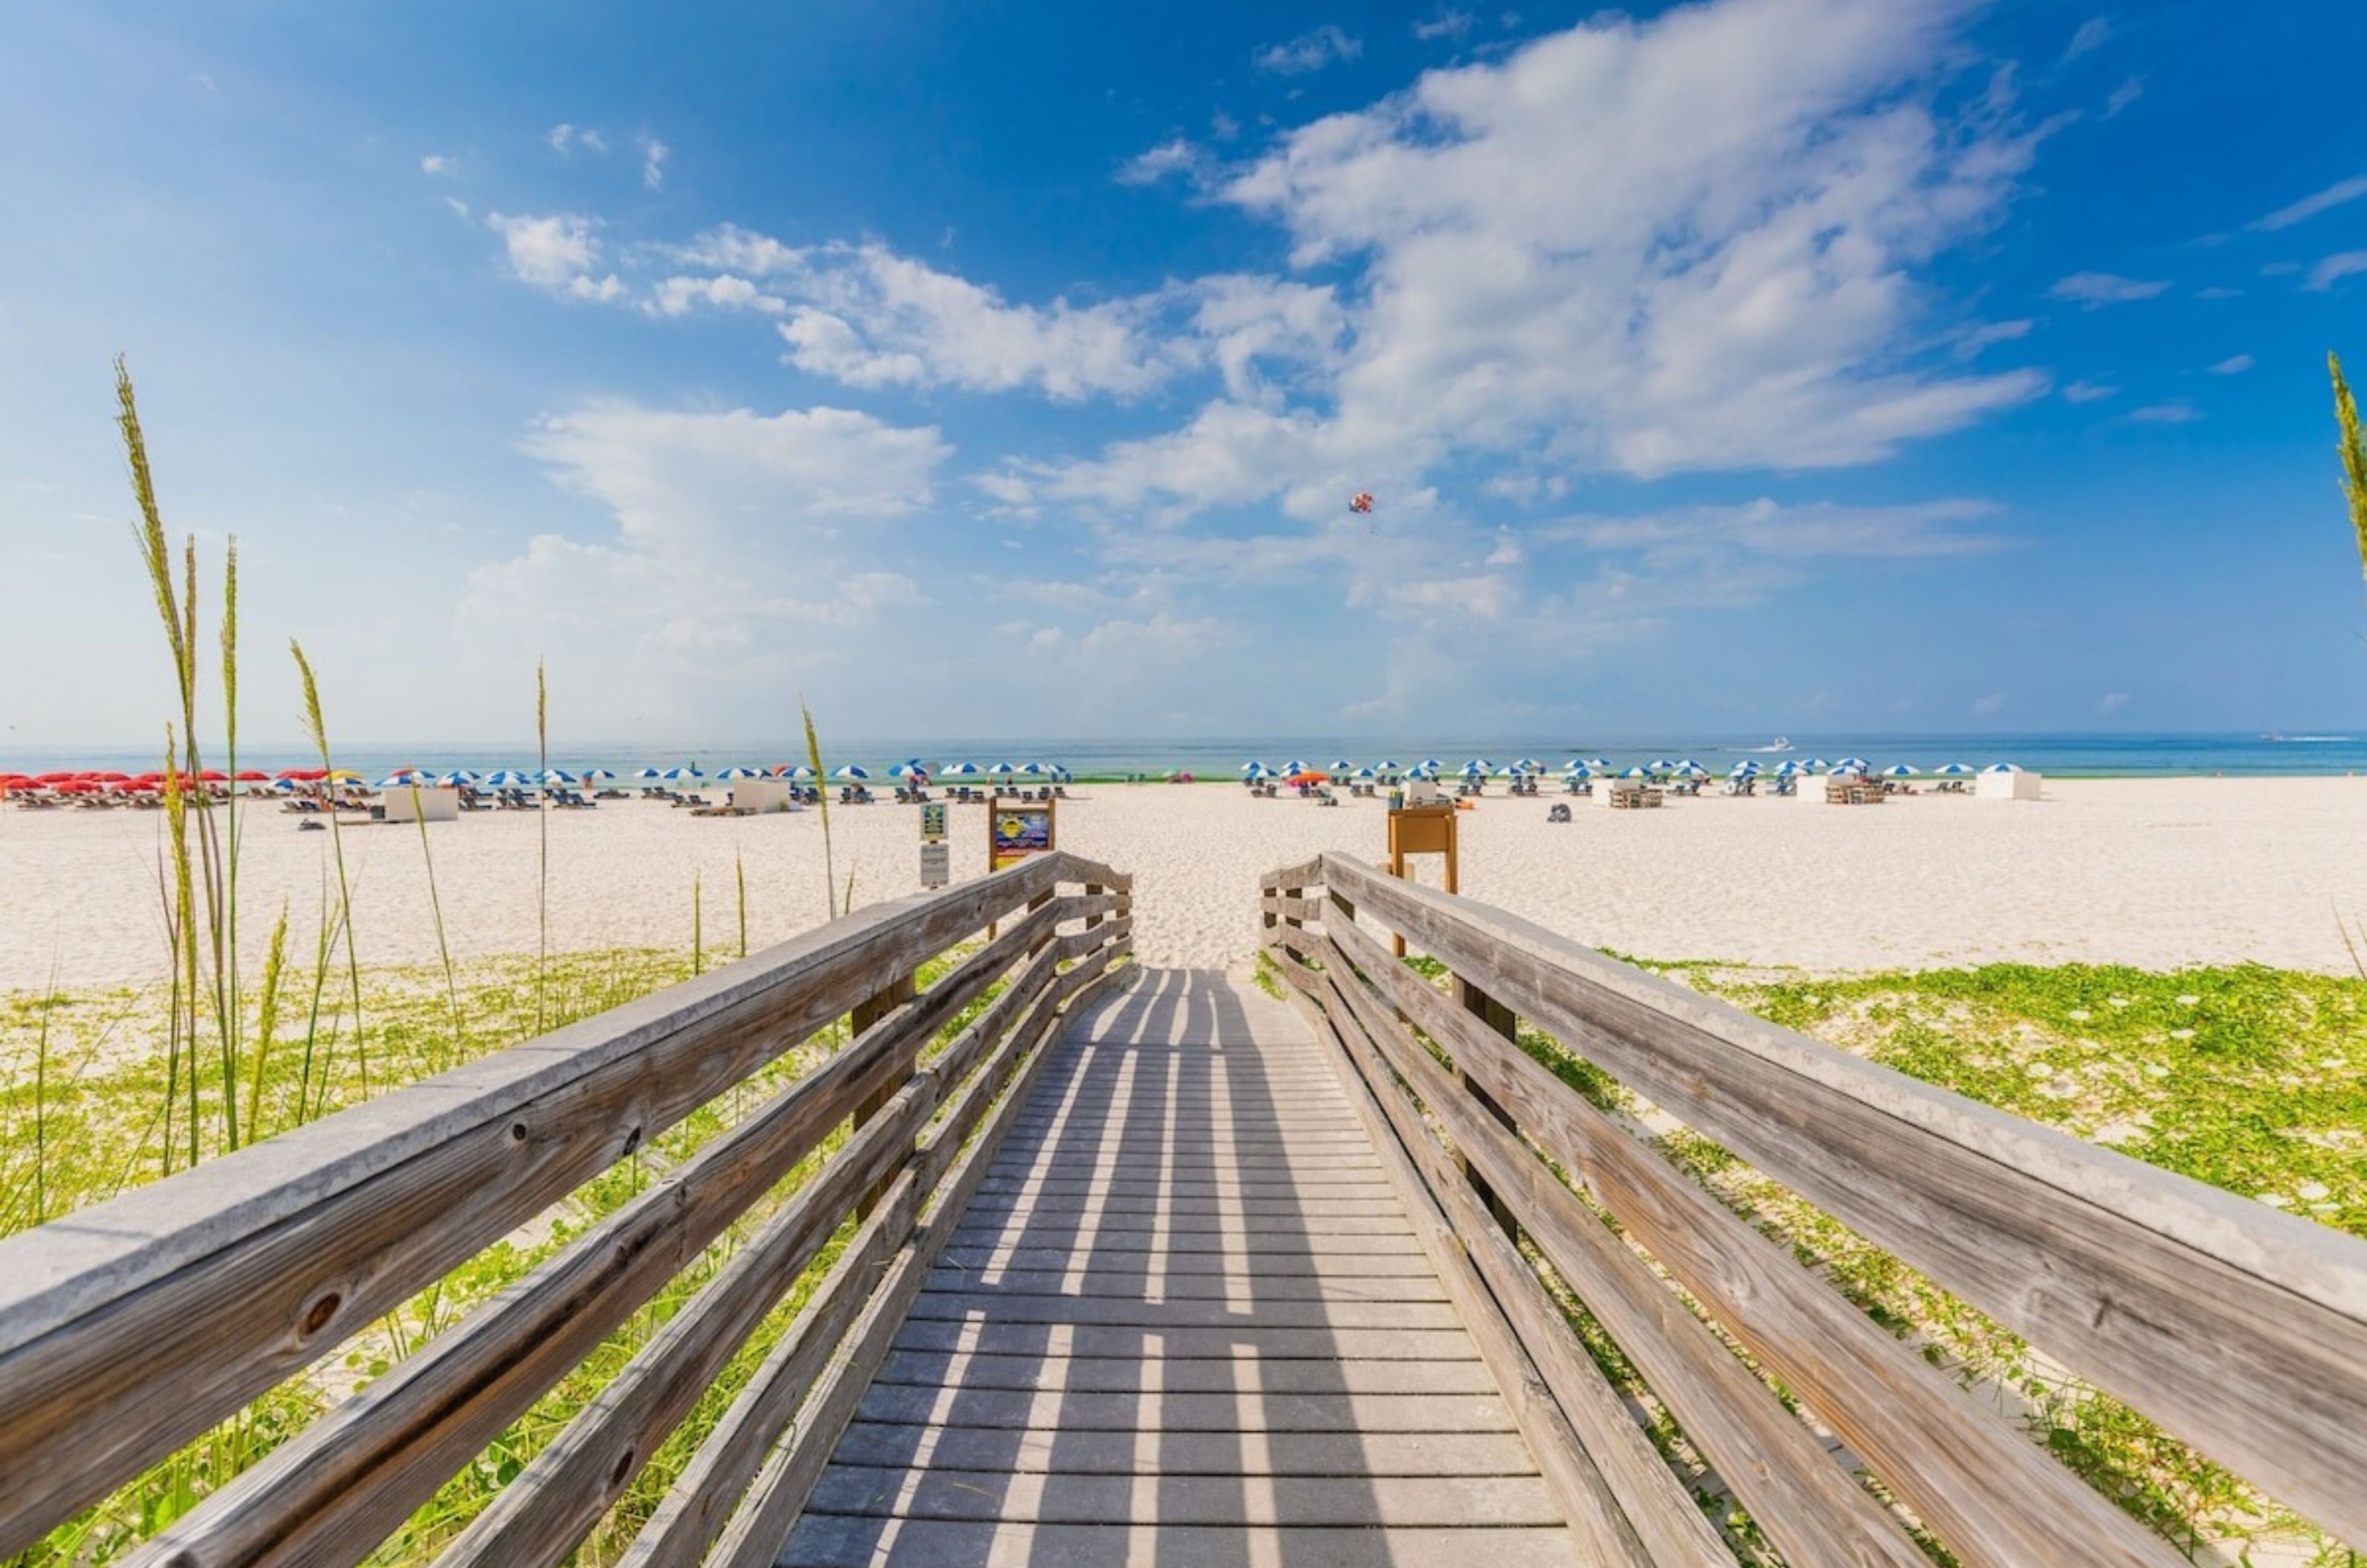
[13,733,2367,782]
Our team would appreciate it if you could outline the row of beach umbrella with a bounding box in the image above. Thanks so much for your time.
[1239,757,2022,782]
[359,760,1076,791]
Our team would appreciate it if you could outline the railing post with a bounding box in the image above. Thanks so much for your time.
[1452,974,1522,1240]
[849,971,918,1220]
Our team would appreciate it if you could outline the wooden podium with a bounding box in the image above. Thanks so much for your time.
[1386,803,1459,956]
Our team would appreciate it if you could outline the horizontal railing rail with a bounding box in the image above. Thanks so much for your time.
[0,851,1132,1566]
[1260,852,2366,1567]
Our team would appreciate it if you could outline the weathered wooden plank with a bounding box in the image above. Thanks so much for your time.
[129,1030,939,1567]
[1260,893,1328,926]
[870,1353,1497,1396]
[1320,851,2367,1544]
[806,1465,1565,1527]
[936,1231,1433,1258]
[1331,911,2182,1568]
[1258,855,1328,894]
[616,1175,919,1568]
[917,1271,1447,1303]
[1293,962,1724,1565]
[0,856,1101,1555]
[900,1294,1465,1331]
[780,1515,1581,1568]
[853,1384,1518,1433]
[1298,955,1734,1567]
[828,1422,1537,1476]
[1311,925,1928,1568]
[956,1193,1414,1220]
[891,1322,1482,1361]
[933,1244,1437,1277]
[435,1079,934,1568]
[705,962,1125,1567]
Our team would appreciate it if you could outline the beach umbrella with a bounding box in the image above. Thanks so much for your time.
[269,777,298,792]
[942,761,979,777]
[1729,762,1756,777]
[1775,760,1801,776]
[1240,761,1266,777]
[435,771,474,787]
[1512,757,1543,774]
[1329,759,1354,774]
[1936,762,1972,777]
[1563,763,1591,777]
[376,774,424,790]
[1281,758,1310,777]
[484,768,529,786]
[52,780,100,794]
[1284,771,1326,787]
[989,762,1017,777]
[1377,759,1402,772]
[833,764,871,780]
[634,767,663,781]
[537,768,579,786]
[1675,758,1703,774]
[716,766,762,780]
[1985,762,2020,773]
[581,768,614,782]
[1020,761,1049,776]
[1583,757,1610,771]
[890,762,923,778]
[1619,765,1652,780]
[658,766,700,783]
[1462,759,1490,776]
[1355,766,1377,779]
[1885,763,1919,778]
[1418,757,1443,772]
[233,770,270,783]
[1832,757,1868,774]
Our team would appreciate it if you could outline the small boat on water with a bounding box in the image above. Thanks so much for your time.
[1742,736,1794,753]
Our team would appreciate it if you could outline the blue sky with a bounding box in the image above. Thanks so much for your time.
[4,0,2366,748]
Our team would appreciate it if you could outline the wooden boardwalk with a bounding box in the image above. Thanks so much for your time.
[780,967,1578,1567]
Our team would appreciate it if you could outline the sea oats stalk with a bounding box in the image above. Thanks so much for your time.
[292,639,367,1096]
[692,871,704,977]
[247,904,289,1136]
[409,783,465,1055]
[161,735,201,1166]
[217,538,242,1143]
[737,851,749,960]
[802,695,836,919]
[2334,353,2367,582]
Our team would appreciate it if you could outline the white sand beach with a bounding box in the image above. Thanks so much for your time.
[7,777,2367,993]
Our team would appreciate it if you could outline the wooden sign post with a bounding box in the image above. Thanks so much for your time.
[985,794,1056,938]
[1385,802,1459,958]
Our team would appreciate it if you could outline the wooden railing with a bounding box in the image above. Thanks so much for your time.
[0,851,1132,1567]
[1260,852,2367,1567]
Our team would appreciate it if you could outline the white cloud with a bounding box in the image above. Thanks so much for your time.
[769,243,1180,399]
[2208,354,2253,374]
[546,124,609,156]
[2098,691,2131,714]
[1414,9,1476,41]
[2104,77,2142,118]
[1973,691,2008,715]
[638,134,669,189]
[419,154,453,175]
[2308,251,2367,291]
[1545,497,2008,561]
[1255,25,1363,75]
[1117,138,1202,187]
[2061,17,2110,63]
[2062,380,2116,402]
[671,225,808,277]
[1954,318,2033,357]
[2049,271,2170,307]
[2252,175,2367,232]
[2195,285,2243,300]
[650,274,785,317]
[2129,401,2200,424]
[482,212,601,291]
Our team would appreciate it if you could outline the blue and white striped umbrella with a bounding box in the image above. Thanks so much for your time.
[1419,757,1443,772]
[941,761,979,776]
[1016,761,1045,776]
[1563,763,1591,777]
[716,766,761,780]
[635,767,663,780]
[1283,759,1311,776]
[785,764,817,780]
[833,764,871,781]
[583,768,615,782]
[659,766,700,782]
[989,762,1018,777]
[1729,761,1759,776]
[1330,759,1355,773]
[1885,763,1919,777]
[1831,757,1869,774]
[1801,758,1829,773]
[376,774,423,790]
[1583,757,1610,771]
[891,762,924,778]
[1936,762,1973,776]
[1355,766,1377,778]
[1377,759,1402,772]
[1512,757,1542,774]
[1985,762,2020,773]
[484,768,531,787]
[1619,766,1652,780]
[1675,758,1704,774]
[1240,761,1266,777]
[436,770,476,787]
[1776,760,1802,776]
[538,768,579,785]
[1462,759,1490,776]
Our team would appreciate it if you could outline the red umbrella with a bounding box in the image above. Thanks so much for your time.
[33,771,79,784]
[234,770,271,783]
[197,770,228,783]
[51,780,100,794]
[1284,771,1326,787]
[124,779,160,792]
[89,771,131,783]
[279,767,328,782]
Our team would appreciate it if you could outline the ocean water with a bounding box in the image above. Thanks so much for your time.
[13,733,2367,781]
